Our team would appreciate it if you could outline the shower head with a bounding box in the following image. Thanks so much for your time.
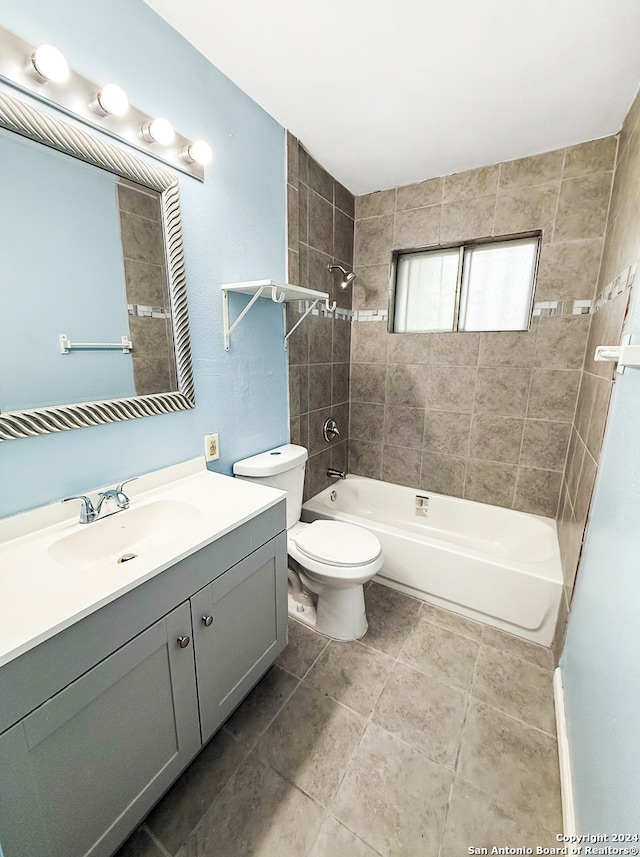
[328,264,357,289]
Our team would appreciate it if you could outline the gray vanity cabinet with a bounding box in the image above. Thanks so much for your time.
[0,501,287,857]
[0,601,200,857]
[192,534,288,742]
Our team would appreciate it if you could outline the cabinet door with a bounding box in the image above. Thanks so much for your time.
[192,533,287,743]
[0,602,200,857]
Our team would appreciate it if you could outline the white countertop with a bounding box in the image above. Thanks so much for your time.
[0,459,285,669]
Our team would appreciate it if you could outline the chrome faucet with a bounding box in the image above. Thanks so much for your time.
[327,468,346,479]
[63,478,137,524]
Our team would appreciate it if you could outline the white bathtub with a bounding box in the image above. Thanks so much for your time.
[302,476,563,647]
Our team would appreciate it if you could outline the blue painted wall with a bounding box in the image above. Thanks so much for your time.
[0,0,288,518]
[0,128,135,410]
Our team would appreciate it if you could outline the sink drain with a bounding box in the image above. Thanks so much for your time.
[117,553,137,564]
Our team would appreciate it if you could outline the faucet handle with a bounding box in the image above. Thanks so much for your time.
[99,477,137,510]
[115,477,138,495]
[62,495,98,524]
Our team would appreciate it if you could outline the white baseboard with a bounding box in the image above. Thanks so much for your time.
[554,667,576,835]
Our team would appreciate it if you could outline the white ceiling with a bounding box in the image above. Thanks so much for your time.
[145,0,640,195]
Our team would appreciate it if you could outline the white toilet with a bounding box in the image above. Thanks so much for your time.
[233,444,383,641]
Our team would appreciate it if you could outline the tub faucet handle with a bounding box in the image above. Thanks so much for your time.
[323,417,340,442]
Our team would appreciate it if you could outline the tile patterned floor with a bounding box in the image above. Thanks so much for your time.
[115,582,562,857]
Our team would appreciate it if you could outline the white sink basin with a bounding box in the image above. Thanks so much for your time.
[0,461,286,669]
[47,499,205,572]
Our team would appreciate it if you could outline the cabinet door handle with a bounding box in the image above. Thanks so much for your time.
[202,615,213,627]
[177,635,191,648]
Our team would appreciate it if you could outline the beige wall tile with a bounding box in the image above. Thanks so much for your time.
[474,367,531,417]
[423,411,472,456]
[420,452,466,497]
[351,363,387,403]
[307,156,334,202]
[478,330,537,368]
[382,445,423,488]
[356,189,396,219]
[386,364,429,408]
[352,322,388,363]
[527,369,581,421]
[383,406,426,449]
[350,402,384,443]
[535,238,603,301]
[353,265,390,310]
[493,185,558,237]
[349,440,383,480]
[335,209,355,266]
[574,449,597,524]
[355,215,394,266]
[562,137,617,179]
[287,184,299,250]
[585,375,613,463]
[396,177,444,211]
[440,196,496,244]
[393,206,441,249]
[464,460,517,508]
[553,173,612,243]
[534,315,590,370]
[308,190,334,255]
[513,468,562,517]
[469,415,525,464]
[499,150,564,191]
[387,332,430,364]
[430,332,480,366]
[519,420,571,471]
[425,366,477,412]
[335,181,355,218]
[443,166,499,202]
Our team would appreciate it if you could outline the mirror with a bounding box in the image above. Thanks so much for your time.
[0,89,194,441]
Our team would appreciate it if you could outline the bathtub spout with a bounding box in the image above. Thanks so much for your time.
[327,468,346,479]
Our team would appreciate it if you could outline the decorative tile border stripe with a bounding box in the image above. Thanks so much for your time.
[593,261,637,312]
[128,303,171,319]
[532,300,592,317]
[291,257,640,324]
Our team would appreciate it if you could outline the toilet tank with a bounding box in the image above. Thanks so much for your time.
[233,444,308,529]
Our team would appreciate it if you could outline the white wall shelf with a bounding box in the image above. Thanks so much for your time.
[594,334,640,374]
[221,280,335,351]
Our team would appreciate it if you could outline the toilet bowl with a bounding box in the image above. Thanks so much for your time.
[233,444,383,641]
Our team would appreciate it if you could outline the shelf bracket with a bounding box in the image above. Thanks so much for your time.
[283,297,337,351]
[594,335,640,375]
[222,286,268,351]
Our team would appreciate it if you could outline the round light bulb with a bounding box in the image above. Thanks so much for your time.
[141,118,175,146]
[30,44,69,84]
[93,84,129,117]
[185,140,212,166]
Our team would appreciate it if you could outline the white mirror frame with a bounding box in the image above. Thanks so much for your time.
[0,90,195,441]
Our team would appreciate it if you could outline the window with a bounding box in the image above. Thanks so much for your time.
[391,234,540,333]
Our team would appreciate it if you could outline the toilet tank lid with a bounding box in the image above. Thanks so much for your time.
[233,444,308,477]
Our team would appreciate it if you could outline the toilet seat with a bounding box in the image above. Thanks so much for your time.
[292,520,381,567]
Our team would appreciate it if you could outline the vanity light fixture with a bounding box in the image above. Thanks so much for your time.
[28,44,69,84]
[183,140,213,166]
[91,83,129,117]
[141,117,175,146]
[1,24,210,180]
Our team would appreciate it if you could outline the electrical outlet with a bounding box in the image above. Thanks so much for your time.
[204,433,220,462]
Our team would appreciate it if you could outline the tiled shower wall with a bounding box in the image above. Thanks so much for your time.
[350,138,617,518]
[117,180,176,396]
[286,133,355,499]
[555,89,640,650]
